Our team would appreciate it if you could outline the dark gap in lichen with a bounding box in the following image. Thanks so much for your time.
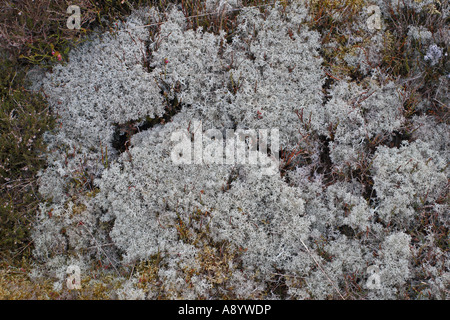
[316,135,333,184]
[112,93,185,153]
[384,130,412,149]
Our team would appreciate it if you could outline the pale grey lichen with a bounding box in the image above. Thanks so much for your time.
[371,140,448,228]
[407,26,433,44]
[29,1,449,300]
[324,76,404,169]
[424,44,444,66]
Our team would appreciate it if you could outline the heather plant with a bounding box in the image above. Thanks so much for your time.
[376,0,449,119]
[0,59,55,259]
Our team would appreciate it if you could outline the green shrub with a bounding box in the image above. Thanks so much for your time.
[0,59,55,260]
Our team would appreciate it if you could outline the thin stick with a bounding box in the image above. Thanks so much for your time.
[81,224,120,274]
[299,239,346,300]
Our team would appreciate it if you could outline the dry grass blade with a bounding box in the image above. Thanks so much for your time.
[299,239,346,300]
